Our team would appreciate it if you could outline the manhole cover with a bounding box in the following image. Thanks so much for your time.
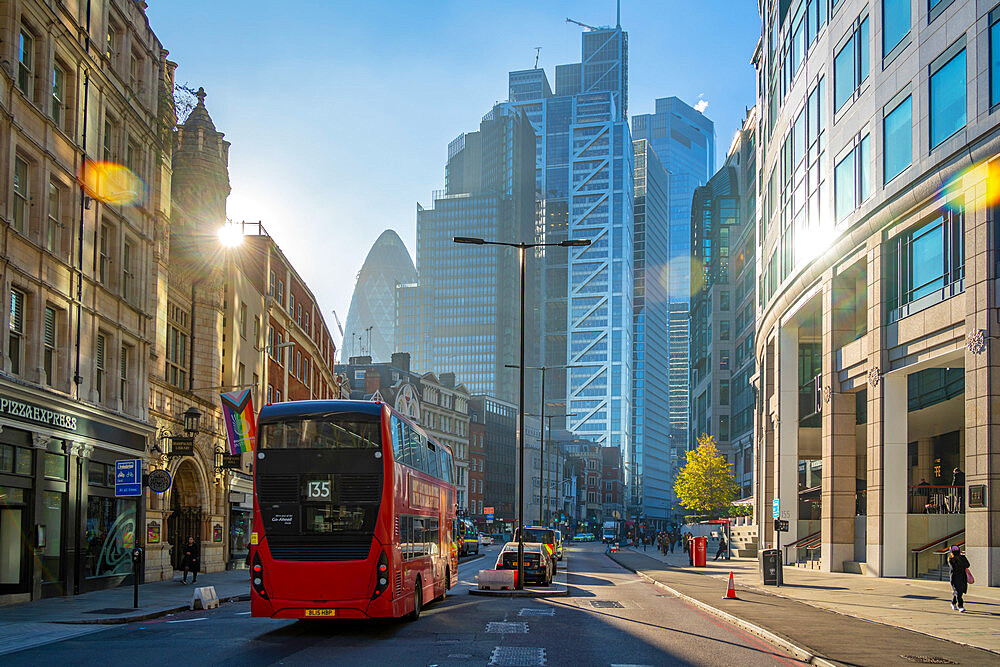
[900,657,957,665]
[489,647,546,666]
[590,600,625,608]
[84,608,136,615]
[518,608,555,616]
[486,621,528,633]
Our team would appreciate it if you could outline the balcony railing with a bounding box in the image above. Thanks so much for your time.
[908,485,964,514]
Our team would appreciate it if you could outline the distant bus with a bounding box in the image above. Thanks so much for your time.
[250,400,457,621]
[458,518,479,556]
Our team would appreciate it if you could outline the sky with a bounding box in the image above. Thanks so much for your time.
[146,1,761,352]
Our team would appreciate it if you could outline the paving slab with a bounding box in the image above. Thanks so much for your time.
[611,549,999,666]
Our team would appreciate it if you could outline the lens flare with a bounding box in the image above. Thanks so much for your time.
[78,160,145,205]
[218,224,244,248]
[941,160,1000,213]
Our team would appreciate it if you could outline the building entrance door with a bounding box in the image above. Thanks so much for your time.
[0,502,30,594]
[167,506,203,570]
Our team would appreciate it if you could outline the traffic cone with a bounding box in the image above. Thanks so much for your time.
[723,571,738,599]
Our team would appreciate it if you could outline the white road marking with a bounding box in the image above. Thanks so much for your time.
[235,611,252,615]
[167,617,208,623]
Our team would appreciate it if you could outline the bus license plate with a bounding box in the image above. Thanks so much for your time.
[304,609,335,617]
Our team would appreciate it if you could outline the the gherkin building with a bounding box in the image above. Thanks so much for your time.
[343,230,416,362]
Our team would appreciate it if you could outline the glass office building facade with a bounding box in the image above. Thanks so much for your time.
[507,25,634,457]
[631,139,673,523]
[631,97,715,451]
[409,104,536,404]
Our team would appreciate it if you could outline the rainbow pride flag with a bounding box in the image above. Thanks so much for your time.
[221,389,257,454]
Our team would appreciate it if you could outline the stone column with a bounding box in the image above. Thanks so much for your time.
[962,162,999,587]
[865,238,908,577]
[757,339,776,548]
[776,324,799,561]
[821,275,857,572]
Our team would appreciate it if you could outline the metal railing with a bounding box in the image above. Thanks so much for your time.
[910,529,965,580]
[908,485,963,514]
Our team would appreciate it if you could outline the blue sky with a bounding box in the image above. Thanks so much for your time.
[146,1,760,347]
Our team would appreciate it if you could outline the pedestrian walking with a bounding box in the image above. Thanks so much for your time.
[180,536,200,584]
[948,545,971,612]
[714,536,728,561]
[685,533,693,566]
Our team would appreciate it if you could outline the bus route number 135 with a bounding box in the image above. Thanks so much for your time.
[305,480,331,499]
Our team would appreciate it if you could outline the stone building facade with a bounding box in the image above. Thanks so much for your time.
[754,0,999,585]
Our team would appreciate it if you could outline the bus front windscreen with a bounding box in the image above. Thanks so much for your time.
[259,414,382,450]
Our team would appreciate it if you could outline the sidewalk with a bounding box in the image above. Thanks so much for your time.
[612,547,1000,664]
[0,569,249,624]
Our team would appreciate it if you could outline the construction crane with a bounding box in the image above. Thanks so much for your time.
[331,309,345,361]
[534,46,542,69]
[565,17,599,31]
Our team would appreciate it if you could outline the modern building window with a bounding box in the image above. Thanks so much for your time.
[18,29,33,97]
[47,182,63,254]
[719,380,730,405]
[883,95,912,183]
[886,210,964,320]
[834,16,869,111]
[719,320,731,341]
[719,414,730,441]
[51,64,65,128]
[166,302,190,389]
[13,157,29,234]
[44,306,56,386]
[928,0,955,23]
[96,333,106,402]
[992,8,1000,108]
[9,289,25,376]
[882,0,910,59]
[929,43,966,149]
[719,350,730,370]
[834,134,870,221]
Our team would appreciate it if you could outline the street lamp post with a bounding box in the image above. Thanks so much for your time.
[454,235,589,589]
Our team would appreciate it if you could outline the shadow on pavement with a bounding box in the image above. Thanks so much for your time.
[566,573,614,587]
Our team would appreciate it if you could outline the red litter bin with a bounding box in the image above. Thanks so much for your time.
[693,536,708,567]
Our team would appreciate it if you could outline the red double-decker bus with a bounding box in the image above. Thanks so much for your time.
[250,400,457,620]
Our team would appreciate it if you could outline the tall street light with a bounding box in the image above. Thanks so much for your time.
[511,362,582,524]
[454,235,590,589]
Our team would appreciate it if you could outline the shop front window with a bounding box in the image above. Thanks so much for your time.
[39,491,63,583]
[230,509,250,566]
[85,496,136,578]
[0,486,28,586]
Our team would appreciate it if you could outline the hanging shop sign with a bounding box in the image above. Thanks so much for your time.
[170,437,195,457]
[148,468,172,493]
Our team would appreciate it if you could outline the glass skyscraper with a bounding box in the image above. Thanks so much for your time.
[405,104,536,404]
[631,139,673,523]
[507,24,634,455]
[631,97,715,451]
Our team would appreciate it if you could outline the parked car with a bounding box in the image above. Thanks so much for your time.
[572,533,593,542]
[514,526,558,569]
[495,542,553,586]
[479,534,494,546]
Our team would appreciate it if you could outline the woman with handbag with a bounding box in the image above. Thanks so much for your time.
[948,544,972,612]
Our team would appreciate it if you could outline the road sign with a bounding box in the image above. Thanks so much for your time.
[772,498,780,519]
[484,506,494,515]
[486,513,494,521]
[147,468,172,493]
[115,459,142,497]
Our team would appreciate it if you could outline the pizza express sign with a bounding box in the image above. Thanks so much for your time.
[0,394,145,451]
[0,397,78,430]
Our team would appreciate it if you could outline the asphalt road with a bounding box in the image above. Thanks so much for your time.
[9,543,802,666]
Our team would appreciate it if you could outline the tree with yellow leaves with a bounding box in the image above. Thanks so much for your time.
[674,433,739,513]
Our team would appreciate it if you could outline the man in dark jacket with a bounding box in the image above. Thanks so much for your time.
[181,536,200,584]
[948,545,971,612]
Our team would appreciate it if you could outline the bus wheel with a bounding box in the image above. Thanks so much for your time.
[408,578,422,621]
